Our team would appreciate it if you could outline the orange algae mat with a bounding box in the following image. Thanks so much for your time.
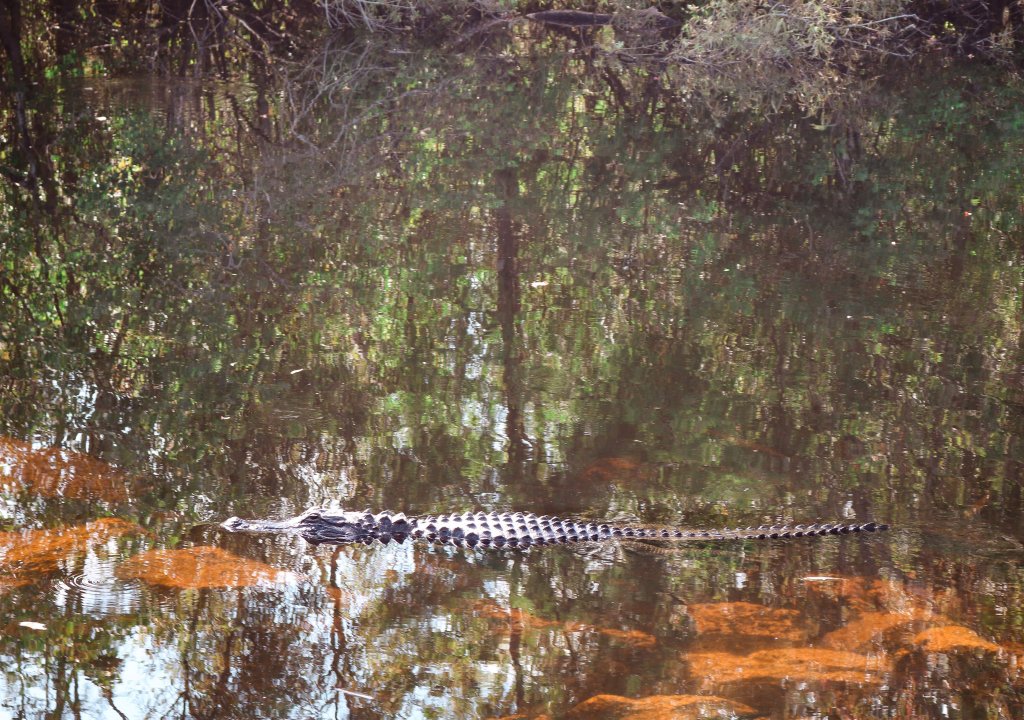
[471,599,657,648]
[0,435,130,501]
[686,647,892,686]
[687,600,808,643]
[116,546,291,589]
[0,518,143,588]
[565,693,757,719]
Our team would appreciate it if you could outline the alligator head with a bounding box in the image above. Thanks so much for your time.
[221,508,371,543]
[221,508,415,544]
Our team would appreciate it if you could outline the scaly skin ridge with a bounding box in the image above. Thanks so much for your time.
[221,509,888,548]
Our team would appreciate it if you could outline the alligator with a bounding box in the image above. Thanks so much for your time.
[220,509,888,548]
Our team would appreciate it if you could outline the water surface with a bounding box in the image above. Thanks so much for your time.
[1,32,1023,719]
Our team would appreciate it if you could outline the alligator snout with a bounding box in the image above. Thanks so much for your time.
[220,516,245,532]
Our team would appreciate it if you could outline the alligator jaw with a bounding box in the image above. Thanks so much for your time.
[221,508,374,543]
[220,515,300,534]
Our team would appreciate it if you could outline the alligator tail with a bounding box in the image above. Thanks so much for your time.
[673,521,890,541]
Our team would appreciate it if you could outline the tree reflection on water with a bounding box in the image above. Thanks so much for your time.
[1,26,1023,720]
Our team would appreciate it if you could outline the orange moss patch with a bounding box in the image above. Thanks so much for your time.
[803,576,883,611]
[913,626,1003,654]
[706,429,788,459]
[0,436,130,501]
[688,601,808,642]
[116,546,290,589]
[0,518,143,583]
[686,648,891,687]
[562,621,658,648]
[579,457,652,485]
[0,576,31,592]
[803,575,931,615]
[473,601,656,648]
[822,610,941,652]
[471,600,560,631]
[1003,640,1024,662]
[595,627,658,648]
[566,693,756,719]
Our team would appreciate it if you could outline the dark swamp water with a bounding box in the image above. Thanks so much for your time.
[2,26,1024,720]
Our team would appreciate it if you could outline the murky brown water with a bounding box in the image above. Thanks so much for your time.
[1,31,1023,719]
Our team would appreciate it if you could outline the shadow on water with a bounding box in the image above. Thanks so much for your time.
[1,22,1023,719]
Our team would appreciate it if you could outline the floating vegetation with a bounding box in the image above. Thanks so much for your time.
[565,693,757,719]
[913,626,1004,655]
[577,456,652,486]
[687,601,809,644]
[822,609,941,652]
[471,600,657,648]
[0,436,131,502]
[686,647,892,686]
[116,546,293,589]
[0,518,143,589]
